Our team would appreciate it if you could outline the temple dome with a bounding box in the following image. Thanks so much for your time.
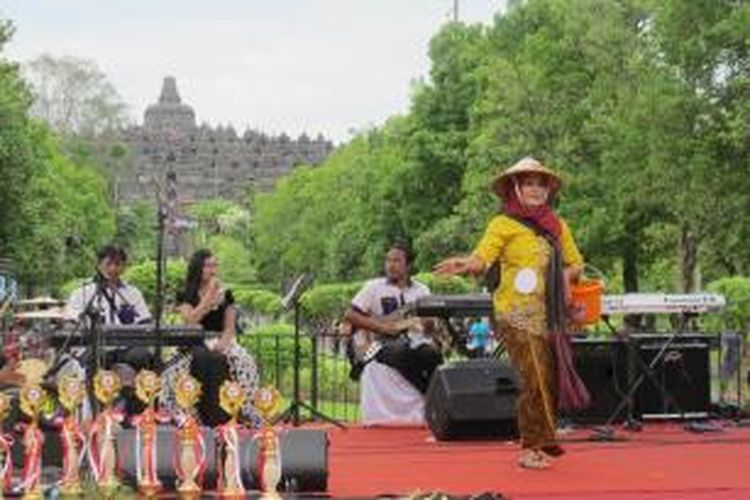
[143,76,196,134]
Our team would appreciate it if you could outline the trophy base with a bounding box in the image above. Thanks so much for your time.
[138,481,162,498]
[59,482,83,497]
[21,489,43,500]
[177,481,202,500]
[219,487,246,499]
[97,480,120,499]
[260,492,283,500]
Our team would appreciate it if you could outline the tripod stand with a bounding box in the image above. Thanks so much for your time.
[275,274,345,428]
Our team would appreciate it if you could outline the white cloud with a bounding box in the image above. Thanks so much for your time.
[2,0,504,143]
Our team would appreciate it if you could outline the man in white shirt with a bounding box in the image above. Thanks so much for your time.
[66,246,151,327]
[345,243,442,394]
[64,245,153,413]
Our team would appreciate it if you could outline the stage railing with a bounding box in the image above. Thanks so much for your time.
[240,328,362,422]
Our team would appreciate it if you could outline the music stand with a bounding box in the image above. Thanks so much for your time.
[275,274,345,428]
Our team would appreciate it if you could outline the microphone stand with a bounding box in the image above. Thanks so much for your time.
[83,273,108,416]
[153,185,168,372]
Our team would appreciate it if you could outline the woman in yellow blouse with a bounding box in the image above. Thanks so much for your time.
[435,157,588,469]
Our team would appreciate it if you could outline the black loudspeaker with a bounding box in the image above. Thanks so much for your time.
[425,358,518,440]
[634,335,711,417]
[116,426,328,492]
[566,338,631,424]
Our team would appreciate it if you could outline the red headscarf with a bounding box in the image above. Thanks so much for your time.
[503,182,562,239]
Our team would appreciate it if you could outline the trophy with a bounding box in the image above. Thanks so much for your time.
[57,374,86,497]
[18,384,47,500]
[253,386,283,499]
[173,373,203,498]
[217,380,246,498]
[132,370,163,497]
[88,370,123,497]
[0,393,13,498]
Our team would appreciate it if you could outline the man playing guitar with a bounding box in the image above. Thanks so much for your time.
[344,243,442,394]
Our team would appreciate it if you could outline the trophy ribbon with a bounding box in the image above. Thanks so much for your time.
[17,423,43,496]
[0,393,14,495]
[132,370,165,496]
[18,385,47,499]
[56,373,86,494]
[253,386,283,497]
[86,408,124,484]
[57,416,86,492]
[87,370,123,496]
[172,417,207,491]
[171,373,204,496]
[0,433,13,493]
[217,423,244,496]
[131,410,161,492]
[217,380,246,496]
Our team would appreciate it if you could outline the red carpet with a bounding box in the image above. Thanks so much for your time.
[323,421,750,498]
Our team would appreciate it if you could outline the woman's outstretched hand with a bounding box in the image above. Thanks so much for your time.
[434,256,479,276]
[434,255,486,276]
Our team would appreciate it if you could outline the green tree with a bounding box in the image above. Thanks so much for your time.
[11,124,115,289]
[0,20,35,261]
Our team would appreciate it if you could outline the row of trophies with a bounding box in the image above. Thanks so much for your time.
[0,370,283,499]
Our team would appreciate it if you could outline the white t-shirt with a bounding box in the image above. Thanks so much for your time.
[66,280,151,325]
[351,277,431,347]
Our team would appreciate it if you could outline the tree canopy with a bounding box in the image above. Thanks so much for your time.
[252,0,750,297]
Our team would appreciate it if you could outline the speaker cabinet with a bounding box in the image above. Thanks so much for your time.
[634,336,711,417]
[566,338,631,424]
[425,358,518,440]
[116,426,328,492]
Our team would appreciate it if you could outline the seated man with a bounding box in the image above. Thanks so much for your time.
[345,243,442,424]
[64,245,152,413]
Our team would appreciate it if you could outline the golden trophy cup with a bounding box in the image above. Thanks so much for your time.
[57,374,86,497]
[0,393,13,498]
[132,370,163,497]
[18,384,47,500]
[89,370,123,497]
[173,373,203,499]
[217,380,246,498]
[253,386,283,499]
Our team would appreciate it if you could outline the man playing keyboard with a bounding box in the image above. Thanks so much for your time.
[64,244,153,414]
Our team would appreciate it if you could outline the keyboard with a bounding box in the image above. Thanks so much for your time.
[50,324,213,347]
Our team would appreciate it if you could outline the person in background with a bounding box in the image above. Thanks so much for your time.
[466,317,491,358]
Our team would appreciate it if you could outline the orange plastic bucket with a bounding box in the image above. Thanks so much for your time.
[571,279,604,326]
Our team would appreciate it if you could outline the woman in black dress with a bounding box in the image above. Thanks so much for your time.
[164,249,259,427]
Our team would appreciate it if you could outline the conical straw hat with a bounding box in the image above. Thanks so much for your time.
[491,157,562,201]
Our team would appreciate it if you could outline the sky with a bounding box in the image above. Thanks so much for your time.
[1,1,507,143]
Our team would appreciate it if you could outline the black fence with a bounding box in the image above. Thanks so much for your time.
[240,328,362,423]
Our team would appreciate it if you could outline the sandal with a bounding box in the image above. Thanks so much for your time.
[541,444,566,458]
[518,449,550,470]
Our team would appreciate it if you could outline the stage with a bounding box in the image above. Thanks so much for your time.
[325,421,750,498]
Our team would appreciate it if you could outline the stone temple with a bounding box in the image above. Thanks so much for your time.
[116,76,334,203]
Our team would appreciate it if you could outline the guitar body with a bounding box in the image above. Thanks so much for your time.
[342,309,438,381]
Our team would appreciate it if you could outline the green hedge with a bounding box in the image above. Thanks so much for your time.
[233,288,284,317]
